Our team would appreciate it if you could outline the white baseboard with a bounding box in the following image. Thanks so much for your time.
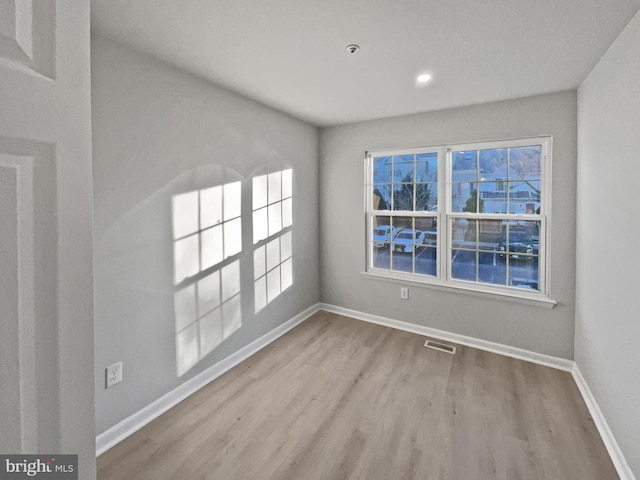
[571,364,637,480]
[96,301,636,480]
[96,303,321,456]
[319,303,574,371]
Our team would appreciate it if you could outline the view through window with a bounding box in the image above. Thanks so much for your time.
[367,138,550,299]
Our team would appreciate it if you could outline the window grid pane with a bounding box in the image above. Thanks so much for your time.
[367,138,549,298]
[449,215,541,291]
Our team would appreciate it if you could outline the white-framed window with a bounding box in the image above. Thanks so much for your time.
[365,137,552,302]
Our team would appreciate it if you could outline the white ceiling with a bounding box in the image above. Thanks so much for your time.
[91,0,640,127]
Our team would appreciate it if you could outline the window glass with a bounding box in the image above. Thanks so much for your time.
[373,184,392,211]
[416,152,438,182]
[372,156,393,210]
[366,138,549,299]
[373,156,392,183]
[393,155,414,182]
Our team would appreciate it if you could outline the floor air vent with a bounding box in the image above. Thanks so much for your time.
[424,339,456,354]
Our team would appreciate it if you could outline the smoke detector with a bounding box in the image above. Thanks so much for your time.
[346,44,360,54]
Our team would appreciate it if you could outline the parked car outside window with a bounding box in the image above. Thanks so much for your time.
[392,229,425,253]
[373,225,397,248]
[497,229,534,261]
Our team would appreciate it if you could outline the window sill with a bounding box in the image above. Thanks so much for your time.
[360,270,557,308]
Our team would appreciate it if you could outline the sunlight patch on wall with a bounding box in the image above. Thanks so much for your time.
[253,169,293,313]
[172,181,243,377]
[172,182,242,284]
[174,261,241,376]
[254,231,293,312]
[252,169,292,243]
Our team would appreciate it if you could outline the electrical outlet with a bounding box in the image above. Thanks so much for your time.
[105,362,123,388]
[400,287,409,300]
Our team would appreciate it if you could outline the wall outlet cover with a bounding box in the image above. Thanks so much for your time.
[106,362,123,388]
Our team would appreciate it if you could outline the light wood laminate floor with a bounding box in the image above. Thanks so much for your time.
[97,311,618,480]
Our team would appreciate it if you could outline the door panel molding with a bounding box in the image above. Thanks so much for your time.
[0,0,56,79]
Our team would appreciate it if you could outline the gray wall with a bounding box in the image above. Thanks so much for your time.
[320,91,577,358]
[92,36,320,434]
[576,10,640,477]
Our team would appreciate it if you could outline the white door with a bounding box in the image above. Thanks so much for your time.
[0,0,95,476]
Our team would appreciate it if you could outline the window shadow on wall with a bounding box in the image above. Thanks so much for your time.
[251,168,294,313]
[172,181,243,376]
[95,164,296,382]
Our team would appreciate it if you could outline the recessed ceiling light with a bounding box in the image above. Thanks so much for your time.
[416,73,432,84]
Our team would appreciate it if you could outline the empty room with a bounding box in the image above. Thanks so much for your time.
[1,1,639,479]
